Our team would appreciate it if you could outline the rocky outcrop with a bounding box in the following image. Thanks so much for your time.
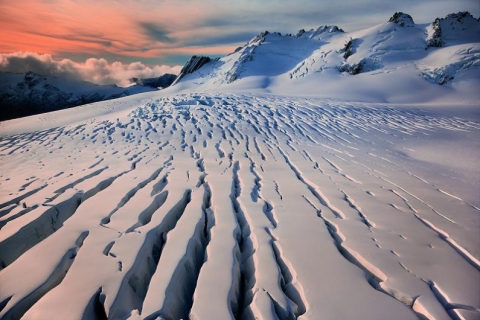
[339,62,363,75]
[296,29,306,37]
[426,12,479,48]
[340,38,357,59]
[296,25,344,39]
[173,32,271,86]
[130,73,177,89]
[445,11,478,22]
[314,25,344,34]
[339,57,380,75]
[248,31,270,45]
[388,12,415,27]
[225,46,256,83]
[172,56,213,85]
[426,18,443,48]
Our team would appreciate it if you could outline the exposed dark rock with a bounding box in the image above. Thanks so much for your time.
[172,56,213,85]
[248,31,270,45]
[340,38,356,59]
[426,12,479,48]
[438,74,454,85]
[447,11,476,22]
[339,63,363,75]
[296,26,344,39]
[339,57,380,75]
[130,73,177,89]
[426,18,443,48]
[316,25,344,33]
[388,12,415,27]
[225,48,255,83]
[296,29,306,37]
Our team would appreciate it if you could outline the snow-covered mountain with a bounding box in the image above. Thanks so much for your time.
[129,73,177,89]
[174,12,480,102]
[0,11,479,320]
[0,72,176,121]
[426,11,480,48]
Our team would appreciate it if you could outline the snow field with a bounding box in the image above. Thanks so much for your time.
[0,93,479,319]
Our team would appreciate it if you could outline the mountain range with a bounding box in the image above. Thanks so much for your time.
[172,11,479,103]
[1,11,478,122]
[0,72,177,121]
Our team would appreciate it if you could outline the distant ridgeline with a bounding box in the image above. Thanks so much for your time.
[0,72,177,121]
[173,11,479,86]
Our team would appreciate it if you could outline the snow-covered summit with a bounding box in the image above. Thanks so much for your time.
[172,56,214,85]
[427,11,480,48]
[295,25,345,39]
[173,11,479,102]
[388,12,415,27]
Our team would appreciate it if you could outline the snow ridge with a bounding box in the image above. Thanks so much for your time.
[173,11,479,91]
[388,12,415,27]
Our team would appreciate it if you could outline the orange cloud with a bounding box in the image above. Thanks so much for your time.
[0,0,248,64]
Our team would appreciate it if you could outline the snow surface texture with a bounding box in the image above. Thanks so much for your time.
[0,91,479,320]
[0,11,479,320]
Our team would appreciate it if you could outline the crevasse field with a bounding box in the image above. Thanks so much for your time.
[0,13,479,320]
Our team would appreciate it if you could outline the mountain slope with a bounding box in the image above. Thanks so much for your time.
[173,12,480,103]
[0,72,176,121]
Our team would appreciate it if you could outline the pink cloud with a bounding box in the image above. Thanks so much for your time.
[0,52,182,86]
[0,0,245,62]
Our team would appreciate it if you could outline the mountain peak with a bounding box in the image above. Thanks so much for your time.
[129,73,177,89]
[388,12,415,27]
[427,11,480,48]
[172,56,214,85]
[444,11,477,22]
[248,31,270,45]
[24,71,47,88]
[296,25,344,39]
[169,11,478,92]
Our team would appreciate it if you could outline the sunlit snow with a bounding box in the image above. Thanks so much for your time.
[0,12,479,320]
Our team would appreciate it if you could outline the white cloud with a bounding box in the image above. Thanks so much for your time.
[0,52,182,87]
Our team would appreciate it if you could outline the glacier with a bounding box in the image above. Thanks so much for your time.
[0,11,479,320]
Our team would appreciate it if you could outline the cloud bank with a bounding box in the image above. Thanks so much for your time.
[0,52,182,87]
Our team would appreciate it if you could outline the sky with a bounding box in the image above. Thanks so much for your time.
[0,0,478,86]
